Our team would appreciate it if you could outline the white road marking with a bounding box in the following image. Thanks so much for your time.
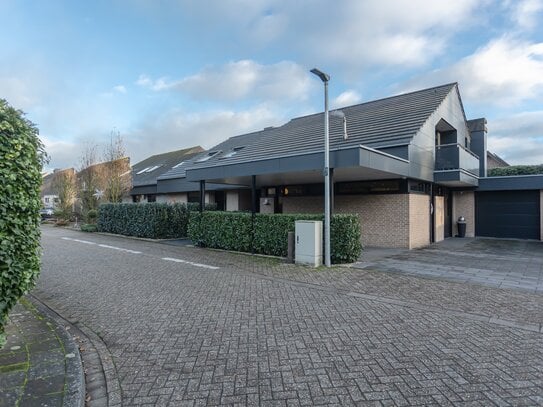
[62,237,141,254]
[62,237,96,245]
[162,257,219,270]
[98,244,142,254]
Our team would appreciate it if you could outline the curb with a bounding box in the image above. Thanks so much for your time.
[29,295,122,407]
[24,296,85,407]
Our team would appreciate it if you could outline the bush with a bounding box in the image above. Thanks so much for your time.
[80,224,98,232]
[188,212,362,264]
[488,164,543,177]
[0,99,45,347]
[86,209,98,224]
[97,202,216,239]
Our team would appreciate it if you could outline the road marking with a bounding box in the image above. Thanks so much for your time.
[98,244,142,254]
[62,237,96,245]
[62,237,141,254]
[162,257,219,270]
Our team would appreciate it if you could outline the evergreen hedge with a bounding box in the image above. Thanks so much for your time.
[189,212,362,264]
[97,202,216,239]
[0,99,45,346]
[488,164,543,177]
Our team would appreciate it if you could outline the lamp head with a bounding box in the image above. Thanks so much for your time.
[310,68,330,83]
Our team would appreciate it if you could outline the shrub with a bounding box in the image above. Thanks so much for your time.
[97,202,216,239]
[488,164,543,177]
[0,99,45,347]
[80,224,98,232]
[86,209,98,224]
[188,212,362,264]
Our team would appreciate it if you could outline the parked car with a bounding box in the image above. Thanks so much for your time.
[40,207,55,218]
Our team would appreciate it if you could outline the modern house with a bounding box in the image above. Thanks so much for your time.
[133,82,542,248]
[129,146,204,203]
[41,168,76,208]
[180,83,542,247]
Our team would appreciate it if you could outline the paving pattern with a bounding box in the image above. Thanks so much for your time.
[35,226,543,406]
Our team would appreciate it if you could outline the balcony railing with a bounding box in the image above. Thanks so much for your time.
[435,143,479,176]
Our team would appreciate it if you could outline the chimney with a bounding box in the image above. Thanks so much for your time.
[467,118,487,177]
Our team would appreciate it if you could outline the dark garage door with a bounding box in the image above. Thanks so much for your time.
[476,190,540,239]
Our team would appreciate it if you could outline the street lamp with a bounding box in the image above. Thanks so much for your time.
[310,68,331,267]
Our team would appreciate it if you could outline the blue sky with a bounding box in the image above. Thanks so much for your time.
[2,0,543,169]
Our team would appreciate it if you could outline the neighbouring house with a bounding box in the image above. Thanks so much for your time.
[40,168,76,208]
[179,83,542,247]
[487,151,510,170]
[128,146,204,203]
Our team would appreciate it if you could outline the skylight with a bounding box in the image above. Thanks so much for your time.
[135,165,162,175]
[220,146,245,159]
[195,151,221,163]
[172,161,185,169]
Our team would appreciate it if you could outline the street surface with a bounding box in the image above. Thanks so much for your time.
[37,226,543,406]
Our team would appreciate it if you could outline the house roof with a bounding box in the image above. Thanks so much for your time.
[186,83,457,173]
[41,168,76,196]
[131,146,204,187]
[487,151,509,167]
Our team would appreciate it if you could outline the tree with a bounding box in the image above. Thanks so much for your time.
[52,168,77,219]
[103,129,130,203]
[77,141,102,216]
[0,99,46,347]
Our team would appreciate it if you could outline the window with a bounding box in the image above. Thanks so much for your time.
[172,161,185,169]
[220,146,245,159]
[136,165,162,175]
[196,151,221,163]
[45,197,50,203]
[145,194,156,203]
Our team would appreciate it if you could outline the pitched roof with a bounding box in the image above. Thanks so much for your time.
[186,83,457,171]
[132,146,204,186]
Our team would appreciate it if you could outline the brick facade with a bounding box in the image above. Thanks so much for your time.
[409,194,430,249]
[282,194,414,248]
[452,191,475,237]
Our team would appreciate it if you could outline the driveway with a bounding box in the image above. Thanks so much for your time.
[36,226,543,406]
[354,238,543,293]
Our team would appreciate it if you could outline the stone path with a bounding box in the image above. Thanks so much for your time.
[33,226,543,406]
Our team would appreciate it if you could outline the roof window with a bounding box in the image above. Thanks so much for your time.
[220,146,245,159]
[135,165,161,175]
[195,151,221,163]
[172,161,185,169]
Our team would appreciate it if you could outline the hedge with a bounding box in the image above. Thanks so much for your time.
[97,202,216,239]
[189,212,362,264]
[0,99,45,347]
[488,164,543,177]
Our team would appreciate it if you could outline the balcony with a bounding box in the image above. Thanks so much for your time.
[434,143,479,187]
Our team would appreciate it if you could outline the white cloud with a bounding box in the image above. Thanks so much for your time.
[125,105,287,164]
[510,0,543,30]
[137,60,312,103]
[113,85,127,94]
[402,36,543,106]
[488,110,543,164]
[332,90,362,108]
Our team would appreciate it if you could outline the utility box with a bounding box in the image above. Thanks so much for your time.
[295,220,323,267]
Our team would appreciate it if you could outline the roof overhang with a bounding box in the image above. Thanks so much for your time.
[185,145,410,187]
[477,174,543,191]
[130,185,157,195]
[434,169,479,187]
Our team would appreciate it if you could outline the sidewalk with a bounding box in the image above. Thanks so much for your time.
[0,297,84,407]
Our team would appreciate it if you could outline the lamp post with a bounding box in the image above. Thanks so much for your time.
[310,68,331,267]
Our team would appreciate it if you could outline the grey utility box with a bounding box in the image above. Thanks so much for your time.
[295,220,323,267]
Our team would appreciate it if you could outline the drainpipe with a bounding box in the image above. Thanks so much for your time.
[251,175,256,254]
[199,180,205,213]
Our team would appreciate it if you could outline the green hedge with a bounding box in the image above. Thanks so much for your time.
[97,202,216,239]
[189,212,362,264]
[488,164,543,177]
[0,99,45,346]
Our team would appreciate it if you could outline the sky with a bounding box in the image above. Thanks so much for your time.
[1,0,543,169]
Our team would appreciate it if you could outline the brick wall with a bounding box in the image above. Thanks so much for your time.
[452,191,475,237]
[409,194,430,249]
[156,193,188,203]
[282,194,411,248]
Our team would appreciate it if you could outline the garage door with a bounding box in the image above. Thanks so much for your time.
[476,190,540,239]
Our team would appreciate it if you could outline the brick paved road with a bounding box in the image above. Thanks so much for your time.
[36,226,543,406]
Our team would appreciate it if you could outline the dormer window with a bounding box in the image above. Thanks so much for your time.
[196,151,221,163]
[220,146,245,159]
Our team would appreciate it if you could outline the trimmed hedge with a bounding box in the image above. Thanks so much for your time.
[0,99,45,346]
[189,212,362,264]
[97,202,216,239]
[488,164,543,177]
